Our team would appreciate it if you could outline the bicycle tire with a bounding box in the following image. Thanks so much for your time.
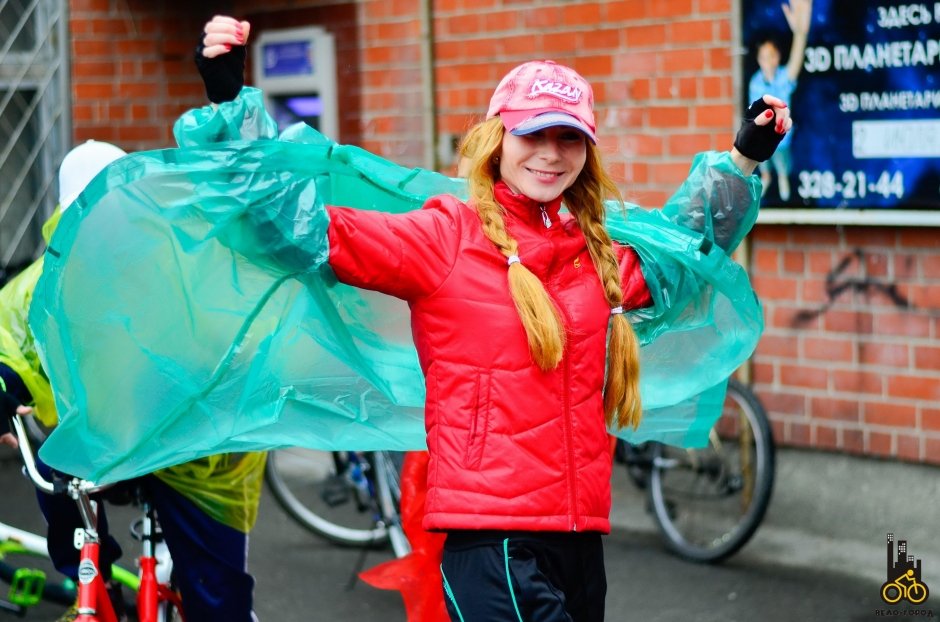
[265,448,392,548]
[372,451,410,559]
[647,378,776,563]
[0,553,77,607]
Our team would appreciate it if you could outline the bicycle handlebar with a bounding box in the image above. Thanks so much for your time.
[10,413,110,497]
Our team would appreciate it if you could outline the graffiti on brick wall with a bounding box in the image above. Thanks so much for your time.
[792,248,912,326]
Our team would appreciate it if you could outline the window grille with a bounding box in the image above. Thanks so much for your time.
[0,0,69,284]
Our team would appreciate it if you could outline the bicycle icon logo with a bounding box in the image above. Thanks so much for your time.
[881,569,929,605]
[881,533,930,605]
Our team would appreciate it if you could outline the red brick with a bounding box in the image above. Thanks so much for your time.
[647,106,689,129]
[649,162,693,185]
[562,2,602,26]
[700,0,732,12]
[752,275,798,300]
[925,437,940,465]
[899,228,940,249]
[766,390,805,416]
[923,408,940,431]
[800,279,827,305]
[661,48,706,73]
[74,82,116,99]
[858,341,910,367]
[701,75,724,98]
[832,370,883,395]
[786,421,811,446]
[648,0,694,18]
[693,104,733,127]
[669,20,715,45]
[619,135,663,157]
[913,346,940,371]
[862,403,916,428]
[802,336,854,363]
[781,250,805,274]
[896,434,922,461]
[893,254,918,279]
[807,250,835,274]
[483,12,517,31]
[814,423,838,449]
[823,310,874,334]
[922,255,940,279]
[809,396,860,422]
[867,431,893,456]
[843,428,865,454]
[708,47,733,71]
[753,247,778,273]
[888,375,940,401]
[874,312,931,338]
[606,1,647,21]
[782,365,828,390]
[756,334,799,359]
[667,133,712,156]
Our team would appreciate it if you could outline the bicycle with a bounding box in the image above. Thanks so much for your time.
[264,449,411,558]
[881,569,929,605]
[615,377,776,563]
[6,413,184,621]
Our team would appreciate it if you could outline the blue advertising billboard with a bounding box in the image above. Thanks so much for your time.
[741,0,940,212]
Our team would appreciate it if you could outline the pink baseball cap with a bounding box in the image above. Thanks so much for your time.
[486,60,597,144]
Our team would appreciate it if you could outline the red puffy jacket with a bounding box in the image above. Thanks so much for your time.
[328,182,651,533]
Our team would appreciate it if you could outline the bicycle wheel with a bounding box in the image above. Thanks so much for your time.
[373,451,410,559]
[265,449,391,547]
[647,378,776,563]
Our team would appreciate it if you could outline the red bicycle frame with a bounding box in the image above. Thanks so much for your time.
[11,414,185,621]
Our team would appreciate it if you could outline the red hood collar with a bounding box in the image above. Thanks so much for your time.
[493,181,564,228]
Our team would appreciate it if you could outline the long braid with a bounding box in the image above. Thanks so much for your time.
[566,147,643,429]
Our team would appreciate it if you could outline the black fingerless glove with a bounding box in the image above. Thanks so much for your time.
[194,37,246,104]
[733,98,786,162]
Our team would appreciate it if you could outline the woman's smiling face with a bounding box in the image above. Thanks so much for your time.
[498,126,587,203]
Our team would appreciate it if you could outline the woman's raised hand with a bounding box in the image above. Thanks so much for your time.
[200,15,250,58]
[733,94,793,163]
[194,15,251,104]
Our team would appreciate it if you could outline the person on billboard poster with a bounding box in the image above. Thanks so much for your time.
[748,0,812,202]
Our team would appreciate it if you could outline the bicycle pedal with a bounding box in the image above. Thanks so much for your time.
[9,567,46,607]
[321,475,352,507]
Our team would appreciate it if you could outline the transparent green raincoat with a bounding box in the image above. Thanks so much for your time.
[31,88,763,485]
[2,192,264,534]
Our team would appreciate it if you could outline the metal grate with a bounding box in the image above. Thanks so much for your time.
[0,0,69,284]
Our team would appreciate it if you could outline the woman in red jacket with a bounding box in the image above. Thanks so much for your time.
[198,16,790,622]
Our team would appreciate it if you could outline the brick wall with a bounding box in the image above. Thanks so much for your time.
[69,0,220,151]
[69,0,940,464]
[750,225,940,464]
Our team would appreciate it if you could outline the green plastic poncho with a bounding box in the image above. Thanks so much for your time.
[2,210,265,532]
[31,88,763,485]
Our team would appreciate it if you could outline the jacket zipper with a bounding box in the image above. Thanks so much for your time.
[562,352,577,531]
[545,273,578,532]
[539,204,551,229]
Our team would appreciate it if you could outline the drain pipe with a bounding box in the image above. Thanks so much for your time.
[419,0,437,170]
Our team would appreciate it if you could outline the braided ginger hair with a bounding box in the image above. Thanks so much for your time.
[457,118,642,429]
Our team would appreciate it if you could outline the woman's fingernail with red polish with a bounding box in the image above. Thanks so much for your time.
[764,110,774,118]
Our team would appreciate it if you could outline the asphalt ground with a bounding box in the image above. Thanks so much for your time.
[2,445,936,622]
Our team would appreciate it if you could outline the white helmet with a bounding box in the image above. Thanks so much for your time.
[58,140,127,212]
